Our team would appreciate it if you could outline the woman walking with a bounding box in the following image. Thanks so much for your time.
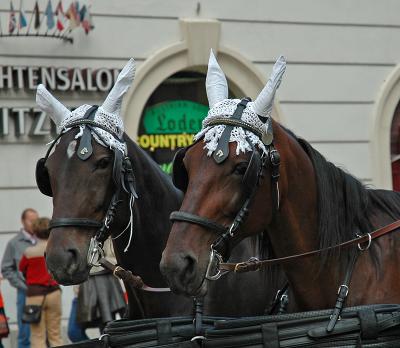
[19,218,62,347]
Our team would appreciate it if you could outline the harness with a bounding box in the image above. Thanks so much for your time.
[170,98,400,331]
[35,106,138,266]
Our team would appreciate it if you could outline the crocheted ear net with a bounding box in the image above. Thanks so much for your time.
[194,100,268,157]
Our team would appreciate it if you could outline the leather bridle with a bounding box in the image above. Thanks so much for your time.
[35,106,138,267]
[170,98,281,280]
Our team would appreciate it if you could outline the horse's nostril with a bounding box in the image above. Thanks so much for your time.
[184,254,196,276]
[178,253,198,283]
[67,248,79,264]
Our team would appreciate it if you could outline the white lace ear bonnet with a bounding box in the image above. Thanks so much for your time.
[36,58,136,155]
[195,51,286,156]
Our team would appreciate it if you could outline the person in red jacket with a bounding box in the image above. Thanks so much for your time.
[19,218,62,347]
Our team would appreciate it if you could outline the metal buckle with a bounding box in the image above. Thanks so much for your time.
[87,237,105,267]
[191,336,205,342]
[228,222,238,237]
[205,247,228,281]
[356,232,372,251]
[98,334,110,341]
[337,284,349,297]
[269,149,280,166]
[113,265,123,278]
[329,314,341,321]
[104,216,111,229]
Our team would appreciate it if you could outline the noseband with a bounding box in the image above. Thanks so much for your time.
[36,106,138,266]
[170,98,281,280]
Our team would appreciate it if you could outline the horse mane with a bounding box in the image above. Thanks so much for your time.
[123,133,183,199]
[260,127,400,271]
[291,129,400,268]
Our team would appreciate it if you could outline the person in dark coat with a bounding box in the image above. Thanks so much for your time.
[77,238,126,332]
[1,208,38,348]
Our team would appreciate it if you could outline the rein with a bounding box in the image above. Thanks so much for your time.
[219,219,400,273]
[171,98,400,277]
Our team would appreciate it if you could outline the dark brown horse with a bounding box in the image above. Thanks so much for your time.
[35,59,285,319]
[160,52,400,312]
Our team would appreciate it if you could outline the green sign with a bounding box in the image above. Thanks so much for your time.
[142,100,208,134]
[138,100,208,175]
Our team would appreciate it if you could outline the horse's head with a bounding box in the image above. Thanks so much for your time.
[161,51,286,296]
[36,59,137,285]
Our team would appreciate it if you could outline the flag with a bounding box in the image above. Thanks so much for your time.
[45,0,55,29]
[9,1,17,33]
[75,1,80,18]
[88,5,94,31]
[79,4,86,22]
[66,2,79,29]
[33,1,41,30]
[19,2,28,29]
[55,0,64,31]
[80,5,91,34]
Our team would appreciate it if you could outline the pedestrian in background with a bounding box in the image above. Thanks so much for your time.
[77,238,126,333]
[1,208,38,348]
[0,276,10,348]
[67,285,89,343]
[19,217,62,347]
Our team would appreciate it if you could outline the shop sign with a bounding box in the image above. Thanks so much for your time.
[0,65,120,142]
[0,65,120,91]
[137,100,208,174]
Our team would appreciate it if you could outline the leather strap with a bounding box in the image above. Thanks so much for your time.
[219,219,400,272]
[212,98,250,164]
[327,253,358,332]
[170,211,227,235]
[358,308,379,339]
[205,117,264,141]
[77,105,98,161]
[156,320,172,345]
[49,218,102,229]
[99,258,170,293]
[261,323,279,348]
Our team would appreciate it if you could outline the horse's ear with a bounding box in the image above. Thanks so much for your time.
[36,84,70,127]
[101,58,136,116]
[252,55,286,120]
[206,49,228,108]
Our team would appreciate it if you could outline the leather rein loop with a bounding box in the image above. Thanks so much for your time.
[219,219,400,273]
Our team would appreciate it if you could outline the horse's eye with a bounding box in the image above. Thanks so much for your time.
[233,162,248,176]
[96,157,111,169]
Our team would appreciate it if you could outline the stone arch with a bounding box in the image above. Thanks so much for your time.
[370,64,400,189]
[122,19,285,139]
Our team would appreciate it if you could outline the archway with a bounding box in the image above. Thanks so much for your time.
[122,18,284,140]
[371,64,400,189]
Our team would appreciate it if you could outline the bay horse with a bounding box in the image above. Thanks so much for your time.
[35,59,285,318]
[160,51,400,314]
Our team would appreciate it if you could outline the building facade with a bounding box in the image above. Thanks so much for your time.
[1,0,400,343]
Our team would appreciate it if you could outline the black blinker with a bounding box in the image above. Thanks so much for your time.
[172,147,188,192]
[36,157,52,197]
